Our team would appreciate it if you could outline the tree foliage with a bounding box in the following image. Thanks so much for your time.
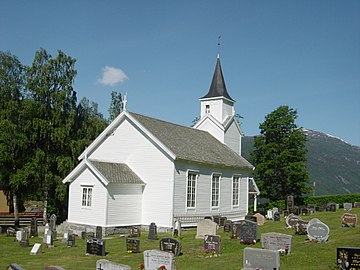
[108,91,123,122]
[251,105,310,202]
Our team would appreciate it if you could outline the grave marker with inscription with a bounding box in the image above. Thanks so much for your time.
[129,226,141,237]
[307,218,330,242]
[96,259,131,270]
[30,217,38,237]
[261,232,292,255]
[126,238,140,253]
[337,247,360,270]
[19,228,29,248]
[239,220,258,244]
[160,237,182,256]
[243,247,280,270]
[341,213,357,227]
[67,234,76,247]
[344,203,352,211]
[143,250,174,270]
[204,234,221,255]
[86,238,106,256]
[148,222,158,240]
[30,243,42,255]
[223,219,232,233]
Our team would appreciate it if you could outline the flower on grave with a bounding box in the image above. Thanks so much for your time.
[127,250,133,254]
[138,263,145,270]
[278,249,286,256]
[158,266,166,270]
[252,239,257,245]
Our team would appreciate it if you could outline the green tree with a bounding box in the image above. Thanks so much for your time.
[108,91,123,122]
[26,48,78,222]
[0,51,29,226]
[251,105,309,203]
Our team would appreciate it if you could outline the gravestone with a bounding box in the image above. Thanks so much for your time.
[19,228,29,247]
[266,209,273,220]
[126,238,140,253]
[62,232,68,243]
[43,266,65,270]
[253,213,266,226]
[143,250,174,270]
[285,213,302,228]
[160,237,182,256]
[273,212,280,222]
[16,230,23,242]
[6,264,25,270]
[272,208,279,217]
[45,231,54,248]
[294,220,308,235]
[341,213,357,227]
[129,226,141,237]
[30,217,38,237]
[245,215,257,223]
[230,222,241,239]
[337,247,360,270]
[86,238,105,256]
[261,232,292,255]
[354,202,360,208]
[223,219,232,233]
[43,223,50,243]
[307,204,317,214]
[344,203,353,211]
[96,259,131,270]
[67,234,76,247]
[213,216,221,225]
[30,243,42,255]
[81,231,94,239]
[148,222,158,240]
[220,217,227,226]
[239,220,258,244]
[307,218,330,242]
[6,227,16,237]
[243,247,280,270]
[96,226,103,239]
[49,214,57,239]
[195,219,217,239]
[204,234,221,255]
[287,195,294,210]
[172,219,181,237]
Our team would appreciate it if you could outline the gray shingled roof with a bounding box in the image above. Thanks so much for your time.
[201,57,234,101]
[91,161,144,184]
[130,112,253,169]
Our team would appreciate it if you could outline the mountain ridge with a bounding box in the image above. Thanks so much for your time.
[241,129,360,196]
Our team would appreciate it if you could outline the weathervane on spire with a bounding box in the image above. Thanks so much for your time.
[217,35,221,58]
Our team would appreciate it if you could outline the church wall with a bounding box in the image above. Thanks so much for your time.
[89,117,175,227]
[106,183,142,226]
[67,168,108,226]
[224,120,242,155]
[173,161,250,222]
[195,119,224,143]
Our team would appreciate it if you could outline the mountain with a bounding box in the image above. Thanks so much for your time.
[241,130,360,196]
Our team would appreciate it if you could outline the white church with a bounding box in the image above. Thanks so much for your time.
[62,54,259,234]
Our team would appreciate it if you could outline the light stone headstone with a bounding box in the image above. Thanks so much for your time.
[266,209,273,220]
[261,232,292,255]
[195,219,217,239]
[344,203,352,211]
[16,230,23,242]
[30,243,42,255]
[143,250,174,270]
[96,259,131,270]
[307,218,330,242]
[253,213,266,226]
[243,247,280,270]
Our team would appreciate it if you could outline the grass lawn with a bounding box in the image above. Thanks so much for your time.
[0,208,359,270]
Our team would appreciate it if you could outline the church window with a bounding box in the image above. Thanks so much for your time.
[211,174,221,207]
[186,171,197,208]
[205,104,210,114]
[232,176,240,206]
[82,186,92,207]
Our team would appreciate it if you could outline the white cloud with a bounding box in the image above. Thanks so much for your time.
[98,66,128,86]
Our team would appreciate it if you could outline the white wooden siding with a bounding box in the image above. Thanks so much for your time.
[196,119,224,143]
[224,121,241,155]
[67,168,108,226]
[106,183,142,226]
[174,161,250,220]
[88,118,175,227]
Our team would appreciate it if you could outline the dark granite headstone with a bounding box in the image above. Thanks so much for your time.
[67,234,76,247]
[160,237,182,256]
[204,234,221,255]
[30,217,38,237]
[19,228,29,248]
[6,264,25,270]
[273,212,280,222]
[224,220,232,233]
[86,238,105,256]
[287,195,294,210]
[239,220,258,244]
[148,222,157,240]
[129,226,141,237]
[337,247,360,270]
[49,214,57,239]
[96,226,102,239]
[230,222,241,239]
[126,238,140,253]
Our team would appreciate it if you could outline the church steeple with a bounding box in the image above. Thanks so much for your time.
[201,55,234,102]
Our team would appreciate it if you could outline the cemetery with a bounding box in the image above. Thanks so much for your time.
[0,207,359,269]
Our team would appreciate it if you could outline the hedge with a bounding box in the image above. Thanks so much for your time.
[304,194,360,207]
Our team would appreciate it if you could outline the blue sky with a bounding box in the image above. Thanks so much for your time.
[1,1,359,146]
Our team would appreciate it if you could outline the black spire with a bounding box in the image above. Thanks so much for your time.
[201,55,234,101]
